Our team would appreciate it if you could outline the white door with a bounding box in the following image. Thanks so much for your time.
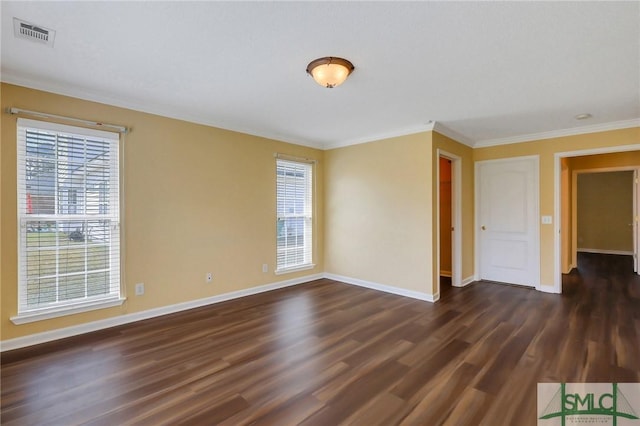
[477,157,539,287]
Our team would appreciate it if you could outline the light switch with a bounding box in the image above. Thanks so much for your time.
[541,215,552,225]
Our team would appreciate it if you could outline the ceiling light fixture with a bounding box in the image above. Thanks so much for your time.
[306,57,354,88]
[574,113,592,120]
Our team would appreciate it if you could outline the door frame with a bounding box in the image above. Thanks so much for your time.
[554,144,640,293]
[474,155,541,289]
[436,149,462,292]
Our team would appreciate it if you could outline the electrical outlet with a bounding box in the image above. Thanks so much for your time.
[262,264,268,273]
[135,282,144,296]
[206,272,213,283]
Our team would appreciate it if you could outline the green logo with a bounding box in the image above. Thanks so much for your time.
[539,383,640,426]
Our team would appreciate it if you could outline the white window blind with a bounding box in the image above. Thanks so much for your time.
[16,118,121,317]
[276,159,313,272]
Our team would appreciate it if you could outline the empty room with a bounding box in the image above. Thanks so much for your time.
[1,2,639,425]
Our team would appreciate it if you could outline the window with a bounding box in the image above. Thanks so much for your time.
[276,159,313,273]
[15,118,122,323]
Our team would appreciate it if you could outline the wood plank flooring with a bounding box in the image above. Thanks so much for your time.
[2,253,639,425]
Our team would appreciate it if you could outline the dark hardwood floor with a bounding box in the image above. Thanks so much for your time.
[2,253,639,425]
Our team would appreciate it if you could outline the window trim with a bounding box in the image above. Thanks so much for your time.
[274,264,316,276]
[14,118,123,323]
[10,297,126,325]
[275,158,314,274]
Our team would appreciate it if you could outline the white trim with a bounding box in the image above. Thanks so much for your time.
[4,75,638,152]
[274,264,316,275]
[323,273,437,302]
[577,248,634,256]
[436,150,463,293]
[322,123,435,150]
[554,155,562,294]
[16,118,122,318]
[17,117,120,140]
[537,284,560,294]
[433,123,474,147]
[460,276,475,287]
[2,74,323,150]
[10,108,127,134]
[475,119,640,148]
[554,144,640,293]
[1,273,322,352]
[10,297,126,325]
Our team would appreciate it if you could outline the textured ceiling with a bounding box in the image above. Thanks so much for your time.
[1,1,639,149]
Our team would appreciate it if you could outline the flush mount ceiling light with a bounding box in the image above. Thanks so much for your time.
[306,57,354,88]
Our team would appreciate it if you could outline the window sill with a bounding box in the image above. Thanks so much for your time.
[10,297,126,325]
[275,263,316,276]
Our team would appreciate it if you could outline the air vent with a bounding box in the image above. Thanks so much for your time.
[13,18,56,47]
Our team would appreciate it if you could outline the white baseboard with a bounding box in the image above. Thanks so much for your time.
[577,248,633,256]
[537,284,561,294]
[323,273,436,303]
[0,273,323,352]
[439,270,452,278]
[460,276,475,287]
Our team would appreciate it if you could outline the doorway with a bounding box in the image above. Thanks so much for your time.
[437,150,462,297]
[439,157,453,293]
[554,145,640,293]
[575,170,635,260]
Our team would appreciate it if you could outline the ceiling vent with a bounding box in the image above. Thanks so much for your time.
[13,18,56,47]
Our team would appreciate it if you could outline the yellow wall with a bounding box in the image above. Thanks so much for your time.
[432,132,475,286]
[570,151,640,170]
[474,127,640,288]
[1,83,324,341]
[2,81,638,344]
[576,171,633,252]
[324,133,434,295]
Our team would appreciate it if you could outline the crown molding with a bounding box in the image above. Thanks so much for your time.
[432,122,475,147]
[1,74,324,150]
[4,75,638,152]
[322,122,436,150]
[4,74,437,150]
[474,119,640,148]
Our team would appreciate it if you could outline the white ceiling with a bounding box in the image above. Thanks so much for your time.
[1,1,639,149]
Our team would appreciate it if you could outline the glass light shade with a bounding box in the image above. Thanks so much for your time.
[306,57,354,88]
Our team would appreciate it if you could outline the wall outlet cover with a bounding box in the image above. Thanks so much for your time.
[135,283,144,296]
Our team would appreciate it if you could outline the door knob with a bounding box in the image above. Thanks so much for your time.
[481,225,486,230]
